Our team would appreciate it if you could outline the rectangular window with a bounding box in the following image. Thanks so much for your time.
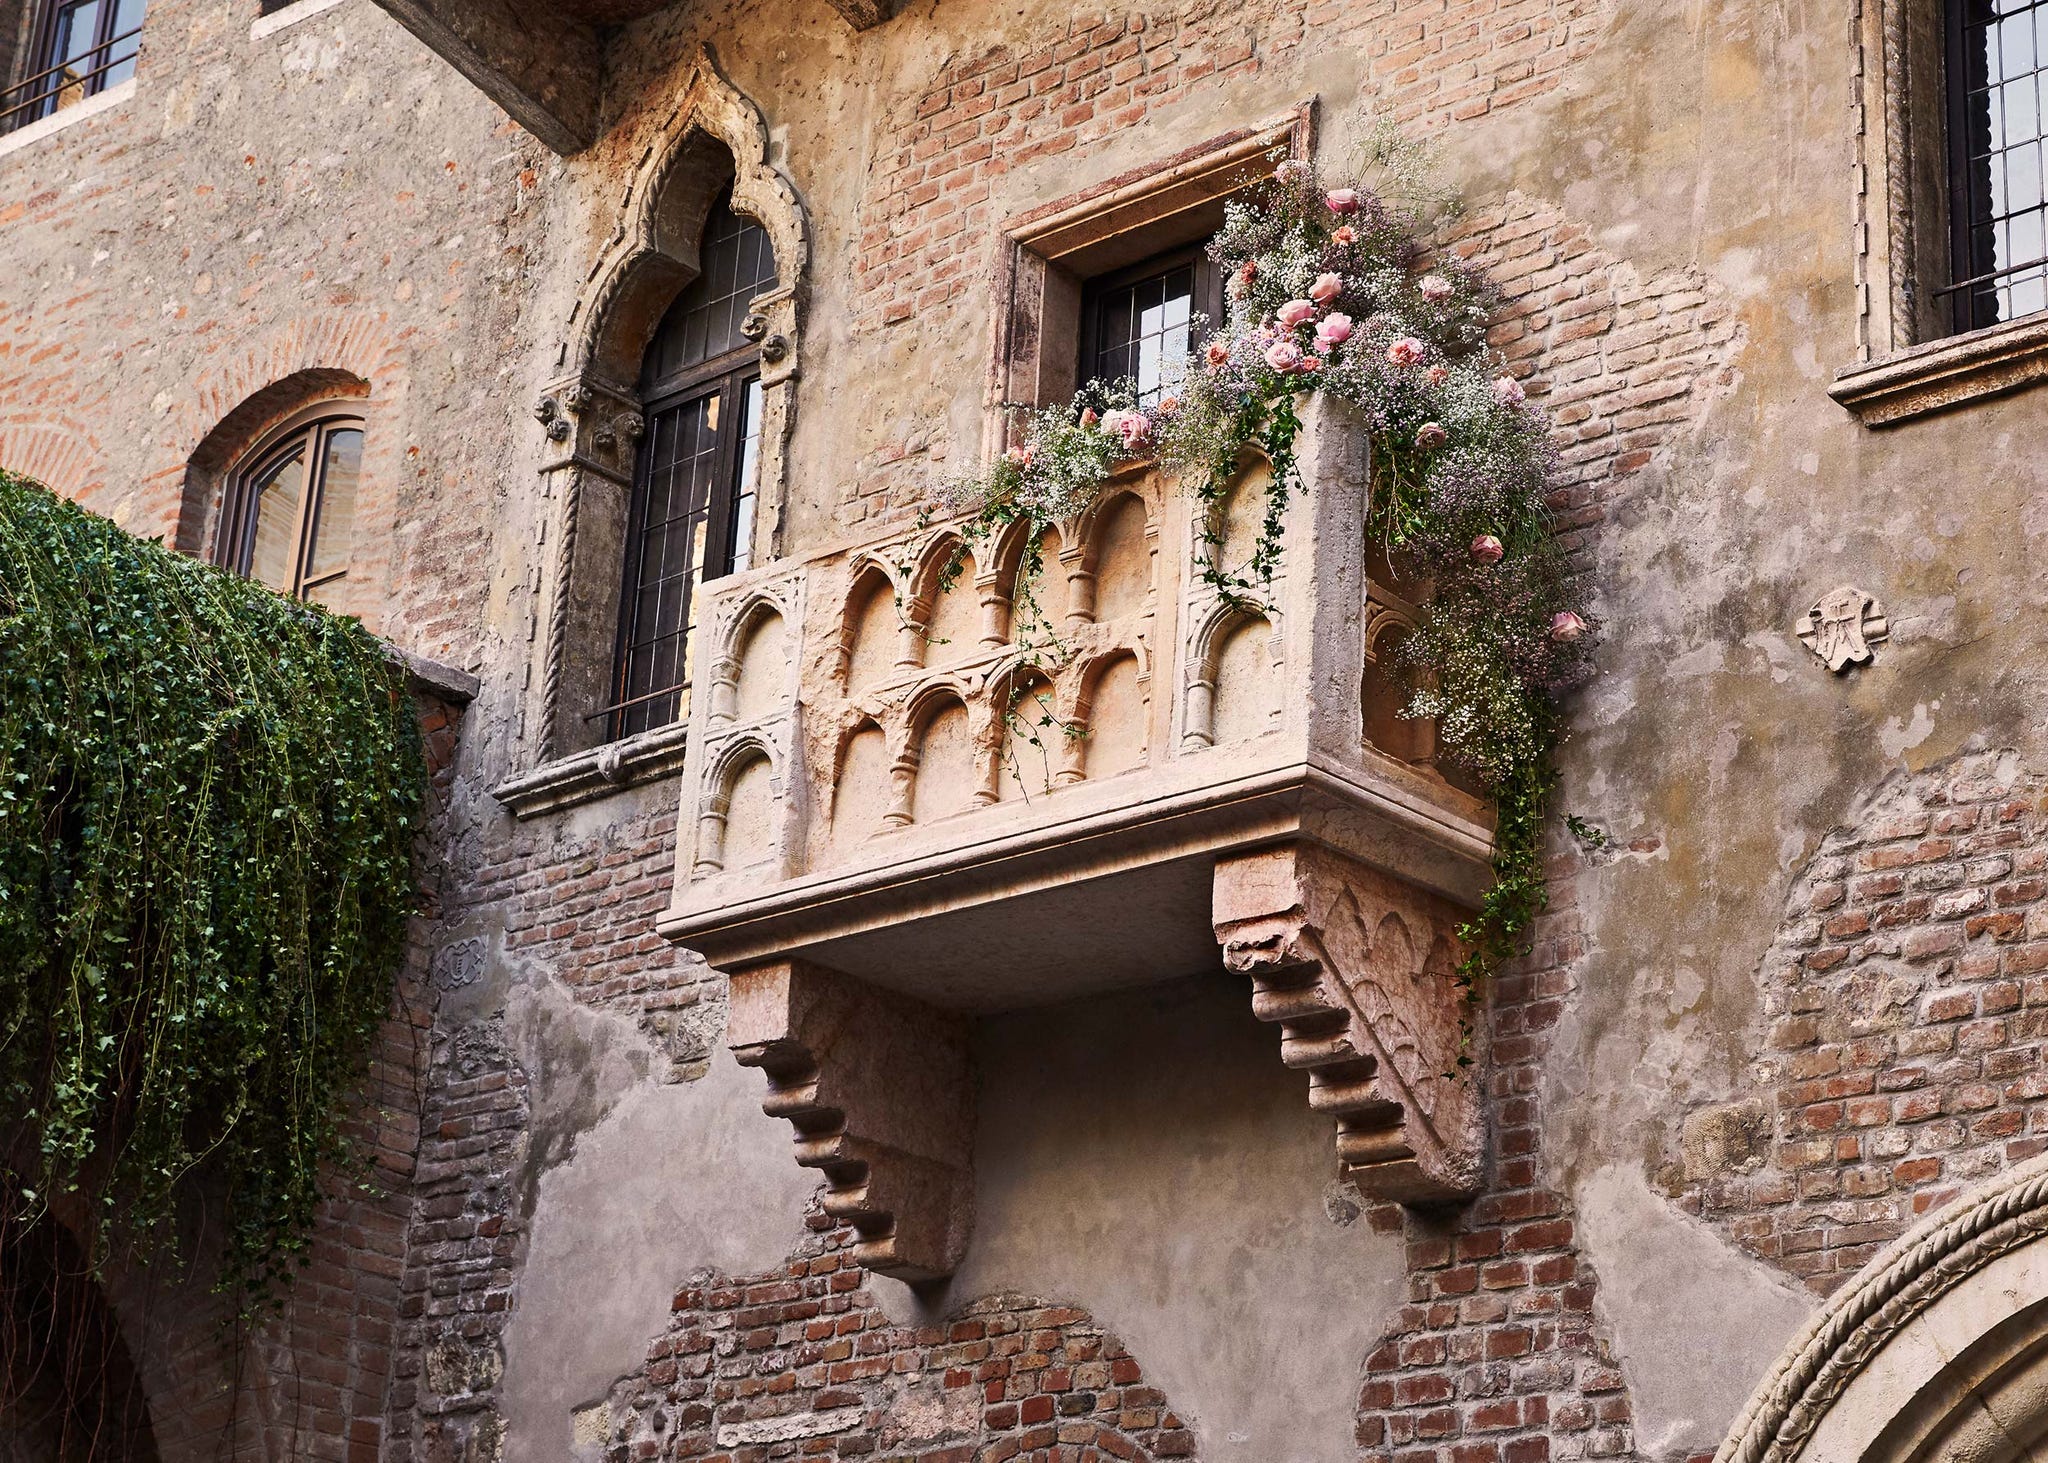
[609,369,761,740]
[1944,0,2048,332]
[1,0,144,135]
[1079,246,1221,406]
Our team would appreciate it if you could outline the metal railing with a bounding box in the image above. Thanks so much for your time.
[0,25,142,135]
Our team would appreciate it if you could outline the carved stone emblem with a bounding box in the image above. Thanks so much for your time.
[1796,586,1888,672]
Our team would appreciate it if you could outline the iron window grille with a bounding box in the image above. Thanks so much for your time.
[599,193,776,742]
[1,0,144,135]
[1079,245,1222,407]
[1942,0,2048,332]
[212,409,365,606]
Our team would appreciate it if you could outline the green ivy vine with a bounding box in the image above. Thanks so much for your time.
[0,471,423,1304]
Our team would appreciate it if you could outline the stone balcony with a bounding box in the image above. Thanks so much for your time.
[657,400,1497,1281]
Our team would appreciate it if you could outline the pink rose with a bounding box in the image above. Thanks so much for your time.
[1550,610,1588,642]
[1309,271,1344,304]
[1080,407,1100,428]
[1157,395,1180,415]
[1114,411,1152,449]
[1315,312,1353,348]
[1274,159,1308,185]
[1332,225,1357,245]
[1387,337,1426,367]
[1276,299,1317,329]
[1470,534,1504,564]
[1427,365,1450,386]
[1232,260,1258,295]
[1415,422,1448,450]
[1299,354,1323,372]
[1493,375,1526,407]
[1326,188,1361,215]
[1205,338,1232,367]
[1005,444,1035,468]
[1418,274,1455,303]
[1264,341,1304,373]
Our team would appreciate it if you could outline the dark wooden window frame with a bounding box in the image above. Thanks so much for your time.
[1939,0,2048,334]
[603,349,762,740]
[2,0,143,133]
[212,406,364,601]
[1077,243,1223,401]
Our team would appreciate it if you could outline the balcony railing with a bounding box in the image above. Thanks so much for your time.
[1,25,141,136]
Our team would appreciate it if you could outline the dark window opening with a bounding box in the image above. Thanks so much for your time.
[606,192,776,741]
[1943,0,2048,332]
[1078,245,1220,406]
[212,412,363,607]
[1,0,144,135]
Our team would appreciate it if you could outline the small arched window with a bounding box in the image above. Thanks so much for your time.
[608,189,777,740]
[212,408,363,605]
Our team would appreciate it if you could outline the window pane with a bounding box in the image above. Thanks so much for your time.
[614,390,724,736]
[305,427,362,584]
[1950,0,2048,330]
[1087,260,1197,405]
[247,449,306,592]
[102,0,146,87]
[728,378,764,575]
[49,1,104,113]
[643,193,779,387]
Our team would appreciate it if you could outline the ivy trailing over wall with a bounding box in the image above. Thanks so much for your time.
[0,471,423,1303]
[942,136,1595,999]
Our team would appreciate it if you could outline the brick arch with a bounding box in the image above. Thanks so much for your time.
[145,312,412,634]
[580,1223,1199,1461]
[0,416,106,505]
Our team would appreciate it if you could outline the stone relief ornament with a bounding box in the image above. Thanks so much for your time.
[1796,585,1889,672]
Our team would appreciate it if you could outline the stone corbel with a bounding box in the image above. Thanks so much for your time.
[1213,842,1481,1203]
[726,960,974,1283]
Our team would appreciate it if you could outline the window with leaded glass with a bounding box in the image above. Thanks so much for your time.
[1,0,145,135]
[1944,0,2048,331]
[608,192,776,740]
[1078,245,1221,406]
[213,410,363,607]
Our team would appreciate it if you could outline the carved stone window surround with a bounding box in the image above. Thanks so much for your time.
[501,49,811,794]
[987,102,1317,447]
[1839,0,2048,423]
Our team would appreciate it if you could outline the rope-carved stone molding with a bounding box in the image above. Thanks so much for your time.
[1716,1147,2048,1463]
[1212,841,1481,1203]
[725,959,975,1285]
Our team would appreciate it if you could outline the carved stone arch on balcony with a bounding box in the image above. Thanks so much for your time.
[693,733,784,877]
[1363,591,1431,765]
[836,553,909,689]
[1072,485,1158,626]
[1182,598,1283,750]
[892,679,980,824]
[525,49,810,765]
[705,586,797,728]
[1071,644,1150,782]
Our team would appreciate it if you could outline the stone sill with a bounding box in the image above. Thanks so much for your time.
[492,722,690,819]
[0,78,136,163]
[1831,313,2048,425]
[388,646,480,705]
[251,0,349,39]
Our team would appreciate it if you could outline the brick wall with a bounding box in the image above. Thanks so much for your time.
[1355,862,1638,1463]
[584,1213,1198,1461]
[1674,752,2048,1293]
